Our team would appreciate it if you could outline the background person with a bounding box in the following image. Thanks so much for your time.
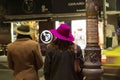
[7,25,43,80]
[44,23,84,80]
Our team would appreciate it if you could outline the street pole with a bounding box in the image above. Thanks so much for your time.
[83,0,103,80]
[103,0,107,48]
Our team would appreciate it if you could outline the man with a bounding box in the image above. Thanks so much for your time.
[7,25,43,80]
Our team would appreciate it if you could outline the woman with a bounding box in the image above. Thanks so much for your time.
[44,24,84,80]
[7,25,43,80]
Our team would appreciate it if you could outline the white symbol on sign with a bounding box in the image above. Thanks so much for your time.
[40,30,53,44]
[43,32,50,41]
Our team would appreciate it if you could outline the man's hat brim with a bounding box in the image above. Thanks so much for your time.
[14,26,34,35]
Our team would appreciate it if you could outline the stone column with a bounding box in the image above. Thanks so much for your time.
[83,0,103,80]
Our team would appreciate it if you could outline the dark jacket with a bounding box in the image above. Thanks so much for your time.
[7,38,43,80]
[44,44,84,80]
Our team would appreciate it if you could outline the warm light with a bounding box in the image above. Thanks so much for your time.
[101,54,107,63]
[71,20,86,49]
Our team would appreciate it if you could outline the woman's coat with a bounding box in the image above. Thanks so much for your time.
[44,45,84,80]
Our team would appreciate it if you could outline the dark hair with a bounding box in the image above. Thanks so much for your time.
[49,38,74,52]
[17,34,32,39]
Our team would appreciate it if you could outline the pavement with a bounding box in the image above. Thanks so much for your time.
[1,55,119,80]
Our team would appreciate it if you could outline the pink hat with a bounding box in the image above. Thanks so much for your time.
[50,24,74,41]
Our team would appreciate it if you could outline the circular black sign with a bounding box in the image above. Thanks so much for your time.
[22,0,35,13]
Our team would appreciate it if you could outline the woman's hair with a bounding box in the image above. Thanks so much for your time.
[17,34,32,39]
[49,38,74,52]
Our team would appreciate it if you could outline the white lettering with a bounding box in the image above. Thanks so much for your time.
[68,2,85,6]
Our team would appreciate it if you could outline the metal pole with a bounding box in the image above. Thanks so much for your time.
[83,0,103,80]
[103,0,107,48]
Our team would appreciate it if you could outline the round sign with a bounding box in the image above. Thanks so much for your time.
[40,30,53,44]
[22,0,35,13]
